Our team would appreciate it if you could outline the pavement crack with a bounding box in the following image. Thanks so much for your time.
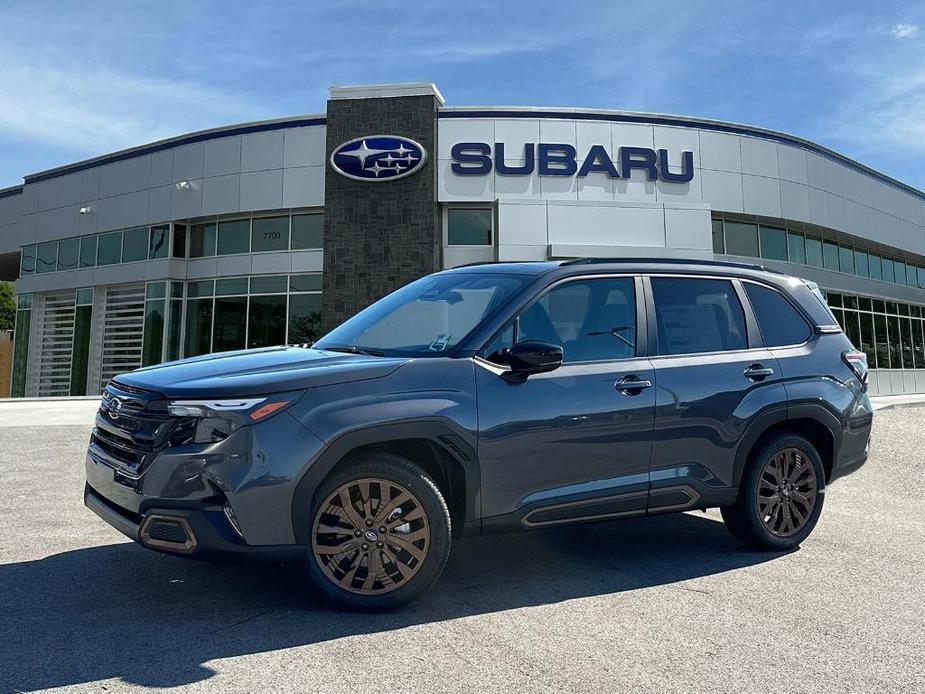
[214,608,277,633]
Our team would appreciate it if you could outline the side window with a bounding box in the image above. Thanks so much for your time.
[651,277,747,355]
[744,283,811,347]
[517,278,636,363]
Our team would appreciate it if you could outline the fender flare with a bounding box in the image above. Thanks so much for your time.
[290,418,480,545]
[731,402,843,487]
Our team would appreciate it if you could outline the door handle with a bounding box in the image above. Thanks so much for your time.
[744,364,774,381]
[615,375,652,394]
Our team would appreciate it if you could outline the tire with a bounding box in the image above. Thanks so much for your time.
[721,433,825,551]
[304,452,451,610]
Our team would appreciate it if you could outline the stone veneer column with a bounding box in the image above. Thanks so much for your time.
[321,84,443,331]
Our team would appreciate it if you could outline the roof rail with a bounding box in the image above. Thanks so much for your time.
[559,256,783,274]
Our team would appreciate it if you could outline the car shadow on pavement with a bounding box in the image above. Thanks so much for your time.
[0,512,788,691]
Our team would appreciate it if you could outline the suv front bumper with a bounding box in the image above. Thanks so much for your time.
[84,483,305,563]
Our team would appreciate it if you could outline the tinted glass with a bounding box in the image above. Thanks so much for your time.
[36,242,57,273]
[854,250,869,277]
[882,258,895,283]
[744,283,811,347]
[250,275,288,294]
[759,226,788,261]
[724,222,759,257]
[187,280,214,298]
[149,225,169,259]
[97,232,122,265]
[217,219,250,255]
[289,293,323,344]
[70,304,92,395]
[895,260,907,285]
[145,282,166,300]
[447,209,492,245]
[868,253,882,280]
[787,233,805,265]
[57,238,79,271]
[874,314,889,368]
[292,213,323,249]
[805,237,823,267]
[184,298,213,357]
[79,236,97,268]
[122,227,148,262]
[248,295,287,348]
[215,277,249,295]
[712,220,724,254]
[172,224,187,258]
[859,311,876,368]
[251,216,289,252]
[213,297,248,352]
[907,264,918,287]
[823,241,839,270]
[651,277,747,355]
[21,245,36,274]
[189,223,216,257]
[166,300,182,362]
[919,267,925,289]
[290,273,323,292]
[518,278,636,363]
[839,246,855,274]
[315,273,529,357]
[142,300,165,366]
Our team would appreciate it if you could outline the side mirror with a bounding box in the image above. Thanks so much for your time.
[505,340,563,379]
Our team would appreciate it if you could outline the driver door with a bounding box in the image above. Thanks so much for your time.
[475,275,656,526]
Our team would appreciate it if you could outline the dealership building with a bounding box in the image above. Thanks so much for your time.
[3,81,925,397]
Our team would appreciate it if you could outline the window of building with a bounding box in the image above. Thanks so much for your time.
[711,219,724,254]
[744,283,811,347]
[759,225,788,261]
[57,238,79,271]
[187,279,215,298]
[882,257,895,283]
[250,275,288,294]
[36,242,57,274]
[11,298,32,398]
[97,232,122,266]
[854,250,869,278]
[251,216,289,252]
[217,219,250,255]
[907,263,918,287]
[805,236,823,267]
[517,278,636,363]
[216,277,249,295]
[172,224,187,258]
[213,296,248,352]
[289,273,323,293]
[868,253,883,280]
[289,293,322,343]
[20,246,36,275]
[142,282,167,367]
[121,227,149,263]
[248,295,287,348]
[787,232,805,265]
[859,311,876,368]
[838,245,855,275]
[919,267,925,290]
[70,289,93,396]
[823,241,839,270]
[189,223,216,257]
[149,225,169,259]
[651,277,747,355]
[447,208,492,246]
[895,260,908,286]
[79,236,97,268]
[723,221,759,258]
[292,213,323,249]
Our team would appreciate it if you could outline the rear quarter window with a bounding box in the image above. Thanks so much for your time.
[744,283,812,347]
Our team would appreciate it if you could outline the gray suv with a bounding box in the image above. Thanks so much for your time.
[85,258,872,610]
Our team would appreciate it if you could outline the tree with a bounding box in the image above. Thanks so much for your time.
[0,282,14,331]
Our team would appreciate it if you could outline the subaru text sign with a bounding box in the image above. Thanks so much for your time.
[451,142,694,182]
[330,135,427,182]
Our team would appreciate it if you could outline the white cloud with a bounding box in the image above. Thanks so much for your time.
[0,45,271,163]
[890,23,920,39]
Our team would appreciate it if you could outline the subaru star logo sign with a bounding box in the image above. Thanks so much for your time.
[330,135,427,182]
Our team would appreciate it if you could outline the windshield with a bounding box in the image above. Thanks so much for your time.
[314,273,530,356]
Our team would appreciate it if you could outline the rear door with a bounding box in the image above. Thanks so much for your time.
[645,275,787,510]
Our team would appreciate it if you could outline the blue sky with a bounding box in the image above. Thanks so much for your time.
[1,1,923,189]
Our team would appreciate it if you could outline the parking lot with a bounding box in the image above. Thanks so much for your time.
[0,402,923,693]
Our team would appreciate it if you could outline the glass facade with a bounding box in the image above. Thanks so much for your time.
[714,218,925,289]
[828,291,925,370]
[11,295,32,398]
[70,289,93,396]
[447,208,492,245]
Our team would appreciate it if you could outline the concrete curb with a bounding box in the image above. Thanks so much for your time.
[871,400,925,412]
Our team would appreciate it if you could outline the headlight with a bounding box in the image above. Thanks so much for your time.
[167,391,304,442]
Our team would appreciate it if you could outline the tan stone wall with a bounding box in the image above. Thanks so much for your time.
[0,331,11,398]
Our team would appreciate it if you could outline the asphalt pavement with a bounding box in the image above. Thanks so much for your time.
[0,403,923,693]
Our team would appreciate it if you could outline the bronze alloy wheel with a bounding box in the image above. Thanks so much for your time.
[311,477,430,595]
[757,447,818,537]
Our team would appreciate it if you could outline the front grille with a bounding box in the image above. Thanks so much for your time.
[147,519,189,544]
[90,382,195,474]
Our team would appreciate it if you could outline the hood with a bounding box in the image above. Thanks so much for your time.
[114,346,408,398]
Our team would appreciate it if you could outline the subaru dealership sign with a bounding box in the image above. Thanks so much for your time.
[330,135,427,181]
[450,142,694,182]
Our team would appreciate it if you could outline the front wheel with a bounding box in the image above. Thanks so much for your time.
[721,434,825,550]
[304,453,451,610]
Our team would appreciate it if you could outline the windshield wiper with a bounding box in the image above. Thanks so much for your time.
[318,345,386,357]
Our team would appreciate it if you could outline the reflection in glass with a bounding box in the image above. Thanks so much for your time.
[248,295,287,348]
[213,297,248,352]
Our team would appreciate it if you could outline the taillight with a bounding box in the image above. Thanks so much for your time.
[842,350,868,386]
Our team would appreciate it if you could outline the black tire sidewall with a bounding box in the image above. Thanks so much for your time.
[736,434,826,550]
[304,454,451,610]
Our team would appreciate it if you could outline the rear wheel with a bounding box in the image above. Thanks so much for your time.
[721,434,825,550]
[305,453,451,610]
